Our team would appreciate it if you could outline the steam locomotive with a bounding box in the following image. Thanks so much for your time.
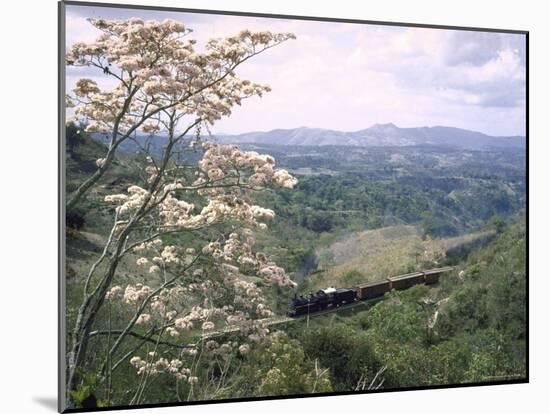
[287,287,357,317]
[287,267,452,317]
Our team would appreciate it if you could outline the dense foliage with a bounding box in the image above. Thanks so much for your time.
[67,123,526,406]
[290,216,526,389]
[254,144,525,238]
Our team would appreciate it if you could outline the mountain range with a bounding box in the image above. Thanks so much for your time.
[217,123,525,150]
[91,123,525,155]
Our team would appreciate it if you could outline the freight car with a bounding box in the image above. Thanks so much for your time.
[389,271,425,291]
[355,267,452,300]
[423,267,449,284]
[289,267,453,317]
[356,279,391,300]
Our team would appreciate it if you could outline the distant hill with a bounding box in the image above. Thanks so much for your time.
[218,123,525,150]
[91,123,525,155]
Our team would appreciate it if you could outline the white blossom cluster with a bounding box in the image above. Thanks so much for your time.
[200,229,296,289]
[258,264,297,287]
[104,185,150,215]
[116,262,273,384]
[66,18,296,132]
[130,354,193,381]
[102,154,296,386]
[103,142,297,232]
[199,141,298,190]
[123,283,151,304]
[107,229,287,342]
[135,313,151,325]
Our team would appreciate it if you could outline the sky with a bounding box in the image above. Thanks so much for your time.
[65,4,527,137]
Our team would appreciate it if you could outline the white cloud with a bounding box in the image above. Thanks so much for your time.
[64,4,526,136]
[66,11,102,45]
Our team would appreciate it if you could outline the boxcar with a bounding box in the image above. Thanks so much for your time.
[389,272,425,290]
[356,279,392,300]
[423,269,440,284]
[423,266,453,284]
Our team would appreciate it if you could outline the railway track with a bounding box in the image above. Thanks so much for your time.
[201,297,382,340]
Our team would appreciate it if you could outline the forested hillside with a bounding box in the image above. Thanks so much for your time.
[65,123,526,405]
[283,216,526,391]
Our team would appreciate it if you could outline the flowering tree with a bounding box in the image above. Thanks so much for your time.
[65,17,298,407]
[65,17,295,211]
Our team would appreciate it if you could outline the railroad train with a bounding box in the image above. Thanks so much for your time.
[287,267,452,317]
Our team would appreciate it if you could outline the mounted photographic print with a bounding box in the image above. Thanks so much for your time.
[59,1,528,411]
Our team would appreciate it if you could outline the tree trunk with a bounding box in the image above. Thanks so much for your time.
[66,228,127,403]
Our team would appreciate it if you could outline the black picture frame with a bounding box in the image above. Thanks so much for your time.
[59,1,529,412]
